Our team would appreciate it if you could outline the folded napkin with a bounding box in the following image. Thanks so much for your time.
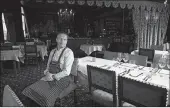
[121,63,137,68]
[129,69,144,77]
[110,67,127,74]
[142,67,153,72]
[159,69,170,75]
[148,75,169,88]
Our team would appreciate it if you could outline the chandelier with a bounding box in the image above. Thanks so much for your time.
[58,9,75,24]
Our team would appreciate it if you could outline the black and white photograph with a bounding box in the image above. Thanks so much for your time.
[0,0,170,107]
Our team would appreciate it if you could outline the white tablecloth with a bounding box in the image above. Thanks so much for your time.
[0,50,24,63]
[131,50,169,59]
[163,43,170,51]
[13,45,48,60]
[80,44,103,55]
[77,56,170,105]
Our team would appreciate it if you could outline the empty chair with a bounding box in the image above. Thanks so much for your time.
[103,51,118,60]
[25,38,34,42]
[87,65,117,107]
[15,42,25,45]
[128,54,148,66]
[0,46,12,50]
[89,51,104,58]
[118,75,168,107]
[3,42,14,46]
[150,45,163,51]
[3,85,24,107]
[24,44,38,64]
[139,48,155,63]
[74,49,87,58]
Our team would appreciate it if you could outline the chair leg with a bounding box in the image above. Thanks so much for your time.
[91,100,95,107]
[73,89,77,106]
[119,100,122,107]
[59,98,62,106]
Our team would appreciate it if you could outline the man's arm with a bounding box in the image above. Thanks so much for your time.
[45,49,55,70]
[53,50,74,80]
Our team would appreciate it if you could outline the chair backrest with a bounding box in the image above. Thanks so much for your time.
[150,45,163,51]
[24,44,37,55]
[0,46,12,50]
[129,54,148,66]
[89,51,104,58]
[87,65,116,105]
[118,75,168,107]
[25,38,34,42]
[3,42,14,46]
[3,85,24,107]
[26,42,35,45]
[74,49,87,58]
[139,48,155,62]
[103,51,118,60]
[15,42,25,45]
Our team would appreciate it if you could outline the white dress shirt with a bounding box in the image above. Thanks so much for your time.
[49,47,74,80]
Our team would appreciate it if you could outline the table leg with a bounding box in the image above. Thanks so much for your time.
[13,61,17,75]
[17,62,20,73]
[0,61,3,73]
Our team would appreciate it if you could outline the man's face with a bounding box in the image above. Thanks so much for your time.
[56,33,68,48]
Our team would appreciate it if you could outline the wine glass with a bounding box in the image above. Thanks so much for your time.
[117,53,122,62]
[167,58,170,69]
[129,60,136,64]
[122,53,129,63]
[158,56,166,69]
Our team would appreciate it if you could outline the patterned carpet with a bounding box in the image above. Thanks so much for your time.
[0,58,96,107]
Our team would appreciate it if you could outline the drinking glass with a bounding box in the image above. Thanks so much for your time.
[167,58,170,69]
[117,53,122,62]
[158,56,166,69]
[129,60,136,64]
[123,53,129,63]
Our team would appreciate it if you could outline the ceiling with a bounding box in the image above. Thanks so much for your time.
[0,0,169,12]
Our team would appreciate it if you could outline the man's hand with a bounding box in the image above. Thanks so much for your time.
[44,69,49,75]
[41,72,54,81]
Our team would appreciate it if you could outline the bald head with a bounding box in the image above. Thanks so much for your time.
[56,33,68,49]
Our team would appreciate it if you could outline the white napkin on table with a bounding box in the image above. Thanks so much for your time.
[159,69,170,75]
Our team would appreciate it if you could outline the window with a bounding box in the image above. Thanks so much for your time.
[21,7,26,38]
[2,13,7,41]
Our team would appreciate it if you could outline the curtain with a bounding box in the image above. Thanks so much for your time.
[0,12,4,42]
[3,13,16,42]
[132,7,169,49]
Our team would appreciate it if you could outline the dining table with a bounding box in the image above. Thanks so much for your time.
[12,44,48,60]
[0,49,24,74]
[80,44,104,55]
[77,56,170,106]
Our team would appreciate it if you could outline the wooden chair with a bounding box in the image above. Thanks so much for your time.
[74,49,87,58]
[139,48,155,66]
[3,85,24,107]
[24,44,38,65]
[89,51,104,58]
[103,51,118,60]
[87,65,117,107]
[118,75,168,107]
[56,58,79,106]
[128,54,148,66]
[0,46,12,50]
[139,48,155,62]
[150,45,163,51]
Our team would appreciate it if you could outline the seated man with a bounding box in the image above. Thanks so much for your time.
[22,32,74,107]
